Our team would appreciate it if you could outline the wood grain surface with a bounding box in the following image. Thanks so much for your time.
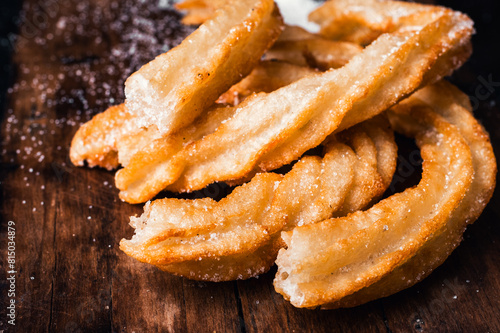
[1,0,499,332]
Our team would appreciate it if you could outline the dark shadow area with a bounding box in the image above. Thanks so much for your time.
[384,133,423,197]
[0,1,23,226]
[0,1,23,119]
[440,0,500,93]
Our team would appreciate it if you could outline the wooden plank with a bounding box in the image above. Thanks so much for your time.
[237,269,389,332]
[0,0,234,331]
[0,52,60,332]
[383,208,500,332]
[0,0,499,332]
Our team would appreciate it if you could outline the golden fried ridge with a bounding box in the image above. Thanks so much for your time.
[116,0,473,203]
[273,82,496,309]
[174,0,226,25]
[69,104,133,170]
[125,0,284,134]
[120,116,397,281]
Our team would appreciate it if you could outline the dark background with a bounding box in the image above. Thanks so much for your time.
[0,1,23,112]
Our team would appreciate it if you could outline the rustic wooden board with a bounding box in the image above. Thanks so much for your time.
[1,0,499,332]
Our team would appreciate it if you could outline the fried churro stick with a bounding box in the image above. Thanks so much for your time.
[263,39,362,71]
[69,104,134,170]
[69,59,319,170]
[125,0,283,135]
[120,116,397,281]
[70,18,359,171]
[117,0,473,203]
[174,0,227,25]
[274,82,496,309]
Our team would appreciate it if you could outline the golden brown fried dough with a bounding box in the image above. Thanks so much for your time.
[328,81,497,309]
[117,0,473,203]
[69,104,133,170]
[217,61,317,106]
[174,0,227,25]
[120,116,397,281]
[274,82,496,309]
[70,0,496,311]
[263,39,363,70]
[125,0,283,134]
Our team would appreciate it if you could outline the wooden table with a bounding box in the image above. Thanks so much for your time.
[1,0,499,331]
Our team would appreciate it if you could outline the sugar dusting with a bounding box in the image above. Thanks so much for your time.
[1,0,193,217]
[2,0,321,181]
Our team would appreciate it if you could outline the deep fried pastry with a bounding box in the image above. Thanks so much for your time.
[217,60,317,106]
[120,116,397,281]
[69,60,317,170]
[263,39,363,71]
[255,1,473,172]
[69,0,496,311]
[327,81,497,309]
[273,82,496,309]
[125,0,283,134]
[121,173,283,281]
[310,0,439,46]
[69,104,135,170]
[174,0,226,25]
[116,0,473,203]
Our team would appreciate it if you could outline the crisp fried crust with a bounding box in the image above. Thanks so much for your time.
[263,39,363,71]
[71,0,284,171]
[310,0,439,46]
[120,116,397,281]
[69,104,134,170]
[69,60,316,170]
[217,61,317,106]
[323,81,497,309]
[125,0,284,134]
[174,0,227,25]
[273,82,496,309]
[116,0,473,203]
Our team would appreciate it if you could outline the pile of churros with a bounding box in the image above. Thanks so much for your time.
[70,0,496,309]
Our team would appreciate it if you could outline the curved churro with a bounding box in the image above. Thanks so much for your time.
[274,82,496,309]
[120,116,397,281]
